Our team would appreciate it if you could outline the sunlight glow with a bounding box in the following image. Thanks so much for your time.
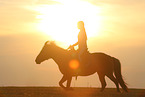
[69,59,79,69]
[35,0,102,46]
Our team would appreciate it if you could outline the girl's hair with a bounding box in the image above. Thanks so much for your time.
[77,21,84,29]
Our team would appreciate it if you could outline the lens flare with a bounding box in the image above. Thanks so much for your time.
[69,59,79,69]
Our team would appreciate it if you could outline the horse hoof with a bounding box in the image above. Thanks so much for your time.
[100,89,104,92]
[65,87,74,91]
[117,90,121,93]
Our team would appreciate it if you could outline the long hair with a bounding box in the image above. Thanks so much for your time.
[77,21,85,29]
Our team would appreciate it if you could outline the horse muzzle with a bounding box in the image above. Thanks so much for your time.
[35,59,41,64]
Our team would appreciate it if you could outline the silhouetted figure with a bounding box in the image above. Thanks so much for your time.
[68,21,88,63]
[35,41,128,92]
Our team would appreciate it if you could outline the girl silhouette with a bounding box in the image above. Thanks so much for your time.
[68,21,88,62]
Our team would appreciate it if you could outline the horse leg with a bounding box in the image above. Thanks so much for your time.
[59,75,67,89]
[66,76,73,90]
[98,73,106,92]
[106,74,120,92]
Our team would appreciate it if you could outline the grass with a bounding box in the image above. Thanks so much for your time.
[0,87,144,97]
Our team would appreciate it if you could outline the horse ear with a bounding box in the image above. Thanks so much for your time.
[45,41,55,45]
[45,41,50,45]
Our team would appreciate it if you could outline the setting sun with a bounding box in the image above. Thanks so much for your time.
[35,0,102,45]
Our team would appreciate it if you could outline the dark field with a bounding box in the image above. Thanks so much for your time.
[0,87,144,97]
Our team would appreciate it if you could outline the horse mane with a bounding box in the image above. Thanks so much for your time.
[46,41,67,52]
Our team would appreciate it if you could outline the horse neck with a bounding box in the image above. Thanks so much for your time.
[51,46,68,66]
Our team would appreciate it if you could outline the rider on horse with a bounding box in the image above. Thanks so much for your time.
[68,21,88,63]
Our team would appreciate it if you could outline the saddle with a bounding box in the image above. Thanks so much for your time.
[68,48,90,80]
[69,47,90,65]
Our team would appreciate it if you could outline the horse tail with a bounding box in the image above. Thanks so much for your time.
[113,58,128,92]
[75,76,78,80]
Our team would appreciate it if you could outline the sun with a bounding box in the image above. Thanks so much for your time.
[36,0,102,46]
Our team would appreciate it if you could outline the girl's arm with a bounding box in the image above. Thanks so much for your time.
[68,42,78,49]
[72,42,78,47]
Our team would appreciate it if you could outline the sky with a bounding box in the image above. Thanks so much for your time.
[0,0,145,89]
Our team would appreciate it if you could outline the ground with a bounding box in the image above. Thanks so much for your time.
[0,87,144,97]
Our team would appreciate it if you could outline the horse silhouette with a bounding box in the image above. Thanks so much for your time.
[35,41,128,92]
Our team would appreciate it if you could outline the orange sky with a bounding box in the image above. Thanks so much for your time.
[0,0,145,88]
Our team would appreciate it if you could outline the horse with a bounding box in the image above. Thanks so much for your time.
[35,41,128,92]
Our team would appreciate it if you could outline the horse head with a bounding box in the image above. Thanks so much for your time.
[35,41,55,64]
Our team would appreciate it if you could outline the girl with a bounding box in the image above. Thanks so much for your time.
[68,21,88,62]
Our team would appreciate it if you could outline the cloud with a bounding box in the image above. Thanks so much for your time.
[0,1,39,34]
[86,0,145,6]
[0,0,37,5]
[36,0,62,5]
